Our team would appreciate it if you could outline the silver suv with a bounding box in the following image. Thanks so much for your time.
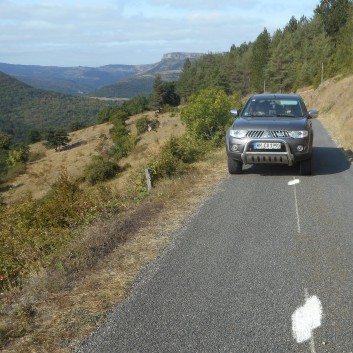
[226,94,318,175]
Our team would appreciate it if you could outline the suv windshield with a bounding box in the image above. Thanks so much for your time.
[242,98,304,118]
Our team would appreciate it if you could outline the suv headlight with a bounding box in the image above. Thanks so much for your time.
[229,130,247,138]
[288,131,309,139]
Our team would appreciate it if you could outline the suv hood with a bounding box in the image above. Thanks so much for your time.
[232,116,308,130]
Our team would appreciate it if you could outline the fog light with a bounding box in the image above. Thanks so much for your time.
[231,145,238,152]
[297,145,304,152]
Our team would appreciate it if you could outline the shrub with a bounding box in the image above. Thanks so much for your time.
[146,134,207,182]
[7,145,30,166]
[110,120,137,160]
[148,151,186,181]
[122,95,149,115]
[136,116,150,135]
[148,118,160,131]
[163,135,208,164]
[180,87,232,144]
[35,169,87,228]
[136,116,160,135]
[0,170,98,288]
[84,157,120,185]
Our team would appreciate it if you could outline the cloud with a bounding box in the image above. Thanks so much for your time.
[0,0,318,66]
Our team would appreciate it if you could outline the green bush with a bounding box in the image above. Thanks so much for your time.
[136,116,160,135]
[7,145,30,166]
[0,170,97,288]
[163,135,208,164]
[84,157,120,185]
[148,151,186,181]
[146,134,208,182]
[180,87,232,144]
[136,116,150,135]
[109,120,137,160]
[122,95,148,115]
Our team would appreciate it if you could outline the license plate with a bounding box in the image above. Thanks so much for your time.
[254,142,281,149]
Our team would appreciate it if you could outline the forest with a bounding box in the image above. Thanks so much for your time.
[0,72,110,142]
[176,0,353,100]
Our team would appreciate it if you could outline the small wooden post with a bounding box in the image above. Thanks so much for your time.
[144,168,152,193]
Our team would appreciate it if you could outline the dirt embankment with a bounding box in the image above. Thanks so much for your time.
[299,75,353,155]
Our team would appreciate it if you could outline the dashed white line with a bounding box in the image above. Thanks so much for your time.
[292,289,323,353]
[288,179,324,352]
[288,178,301,234]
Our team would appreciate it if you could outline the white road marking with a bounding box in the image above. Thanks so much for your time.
[288,178,301,233]
[288,179,300,186]
[288,180,324,352]
[292,289,323,353]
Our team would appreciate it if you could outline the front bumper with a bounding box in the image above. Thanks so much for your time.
[226,138,311,166]
[242,139,294,166]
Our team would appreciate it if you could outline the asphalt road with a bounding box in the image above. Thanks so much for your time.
[77,119,353,353]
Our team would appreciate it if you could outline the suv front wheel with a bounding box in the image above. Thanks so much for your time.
[299,158,312,175]
[228,157,243,174]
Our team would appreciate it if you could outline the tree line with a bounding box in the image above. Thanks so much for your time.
[176,0,353,99]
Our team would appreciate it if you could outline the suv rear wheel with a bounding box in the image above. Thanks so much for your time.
[228,157,243,174]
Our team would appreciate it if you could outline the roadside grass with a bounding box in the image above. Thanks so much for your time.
[0,107,225,352]
[0,148,227,353]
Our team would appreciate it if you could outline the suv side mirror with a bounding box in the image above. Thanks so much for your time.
[230,109,238,118]
[308,109,319,119]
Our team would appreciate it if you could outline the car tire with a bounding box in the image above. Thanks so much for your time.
[228,157,243,174]
[299,158,312,175]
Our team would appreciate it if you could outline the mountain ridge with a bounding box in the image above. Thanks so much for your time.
[0,52,203,96]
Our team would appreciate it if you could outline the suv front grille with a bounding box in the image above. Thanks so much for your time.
[246,130,290,138]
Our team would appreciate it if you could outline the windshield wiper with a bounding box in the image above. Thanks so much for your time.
[276,113,296,117]
[248,113,276,117]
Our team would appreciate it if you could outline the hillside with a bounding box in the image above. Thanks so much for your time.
[0,72,110,141]
[0,62,153,95]
[299,75,353,156]
[4,74,353,206]
[3,109,185,205]
[91,75,155,99]
[0,52,203,97]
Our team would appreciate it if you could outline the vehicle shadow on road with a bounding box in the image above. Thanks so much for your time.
[241,147,351,176]
[312,146,351,175]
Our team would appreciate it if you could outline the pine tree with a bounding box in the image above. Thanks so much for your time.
[250,28,271,92]
[315,0,350,41]
[149,75,164,111]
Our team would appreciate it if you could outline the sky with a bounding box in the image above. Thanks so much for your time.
[0,0,320,68]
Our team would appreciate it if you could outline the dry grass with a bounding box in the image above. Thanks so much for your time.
[4,123,113,203]
[299,75,353,155]
[0,109,225,353]
[1,151,227,353]
[3,111,184,205]
[112,110,185,190]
